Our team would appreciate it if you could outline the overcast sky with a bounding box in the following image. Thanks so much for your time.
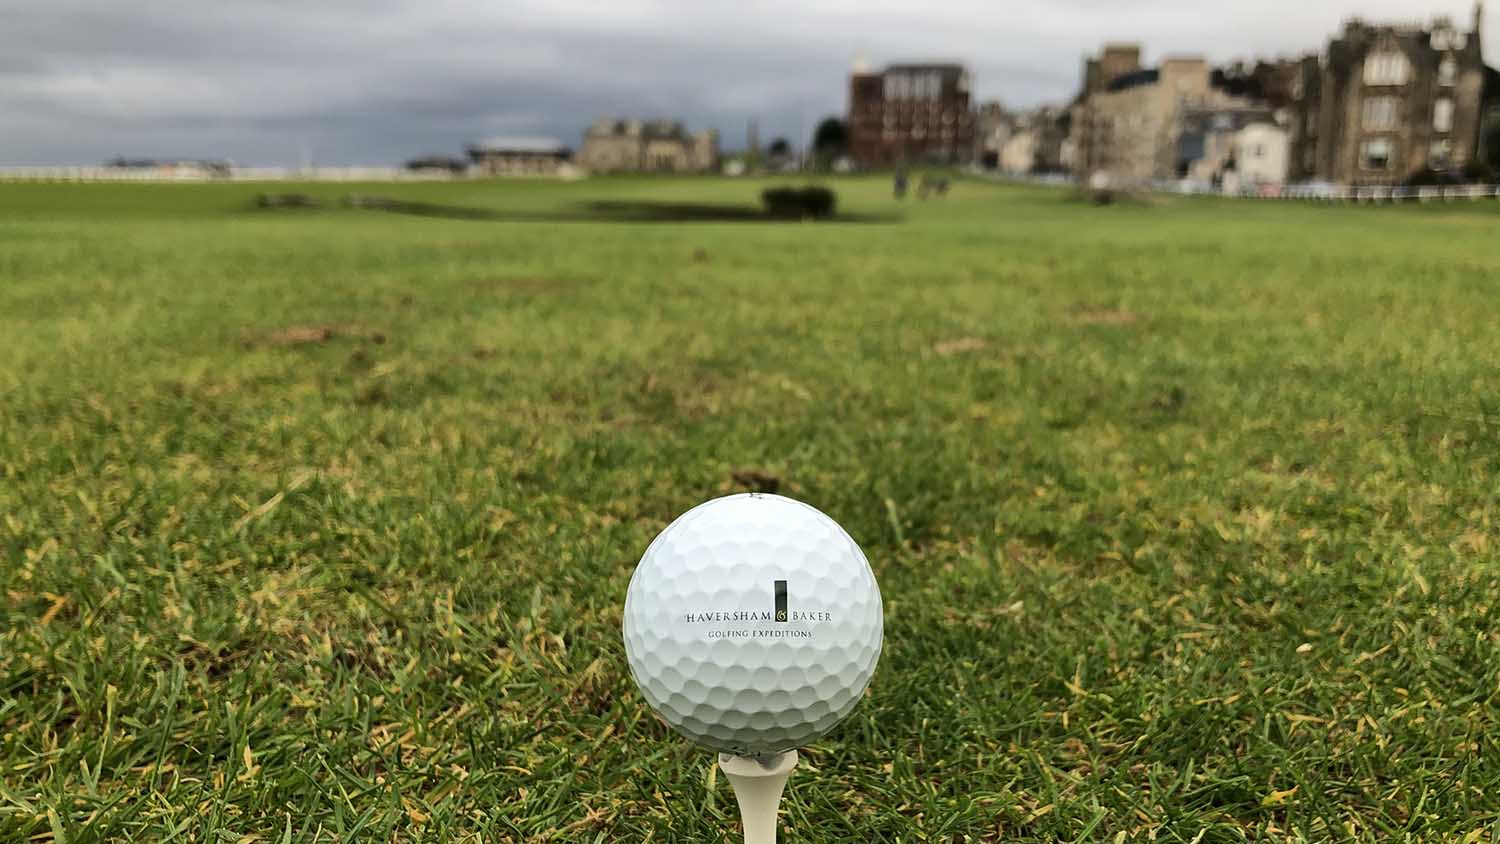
[0,0,1491,166]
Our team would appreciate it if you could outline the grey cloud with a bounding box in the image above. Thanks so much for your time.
[0,0,1489,165]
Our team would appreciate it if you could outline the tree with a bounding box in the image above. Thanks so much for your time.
[1483,127,1500,174]
[767,137,791,159]
[810,118,850,171]
[811,118,849,157]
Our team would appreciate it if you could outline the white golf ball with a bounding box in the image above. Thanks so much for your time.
[622,493,883,754]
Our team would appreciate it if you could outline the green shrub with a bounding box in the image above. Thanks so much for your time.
[761,186,837,219]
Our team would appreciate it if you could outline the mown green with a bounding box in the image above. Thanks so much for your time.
[1,176,1497,842]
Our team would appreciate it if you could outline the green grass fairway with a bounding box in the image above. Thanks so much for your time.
[2,176,1498,842]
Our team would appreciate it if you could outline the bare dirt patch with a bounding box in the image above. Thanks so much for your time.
[246,324,386,348]
[730,469,782,494]
[933,337,990,356]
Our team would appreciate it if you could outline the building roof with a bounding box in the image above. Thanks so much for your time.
[585,118,693,140]
[107,157,231,169]
[885,62,967,71]
[1107,68,1160,91]
[1179,106,1279,135]
[883,62,969,82]
[467,137,568,154]
[1328,13,1486,69]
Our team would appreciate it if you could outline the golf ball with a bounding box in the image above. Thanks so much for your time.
[622,493,883,754]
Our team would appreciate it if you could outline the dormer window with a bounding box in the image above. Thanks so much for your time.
[1363,52,1410,86]
[1431,28,1469,51]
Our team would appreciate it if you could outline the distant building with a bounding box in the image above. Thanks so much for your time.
[577,119,718,173]
[1234,123,1292,187]
[975,101,1010,168]
[1211,60,1303,109]
[404,156,468,175]
[999,106,1071,175]
[847,62,976,167]
[1069,45,1297,186]
[999,130,1036,175]
[1287,6,1495,185]
[106,158,231,178]
[466,137,571,176]
[1177,106,1289,187]
[1071,52,1245,185]
[1076,44,1147,108]
[1487,66,1500,164]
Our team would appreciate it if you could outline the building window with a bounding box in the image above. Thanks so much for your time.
[925,72,943,100]
[1430,138,1453,163]
[1362,96,1400,130]
[1431,28,1467,51]
[1361,138,1393,170]
[1363,52,1409,86]
[1438,57,1457,86]
[1433,98,1454,133]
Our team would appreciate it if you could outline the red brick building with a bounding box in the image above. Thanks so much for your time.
[848,62,976,167]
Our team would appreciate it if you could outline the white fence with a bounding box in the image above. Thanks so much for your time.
[1164,181,1500,203]
[969,168,1500,204]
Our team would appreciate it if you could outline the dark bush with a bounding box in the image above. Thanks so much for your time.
[343,195,398,209]
[761,186,837,219]
[1404,167,1466,187]
[1066,187,1153,207]
[1461,159,1495,184]
[255,193,320,209]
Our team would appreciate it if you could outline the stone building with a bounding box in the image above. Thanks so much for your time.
[975,102,1010,169]
[1488,67,1500,163]
[1177,107,1290,187]
[1069,45,1301,186]
[1079,45,1147,102]
[1070,49,1250,185]
[1287,7,1494,185]
[1000,106,1072,175]
[466,137,571,176]
[576,119,719,174]
[1234,123,1292,187]
[847,62,976,166]
[1177,106,1285,184]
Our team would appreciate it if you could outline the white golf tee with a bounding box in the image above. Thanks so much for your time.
[719,750,798,844]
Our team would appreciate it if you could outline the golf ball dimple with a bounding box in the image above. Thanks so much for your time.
[622,493,883,754]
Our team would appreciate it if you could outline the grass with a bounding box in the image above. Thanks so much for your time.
[1,174,1498,843]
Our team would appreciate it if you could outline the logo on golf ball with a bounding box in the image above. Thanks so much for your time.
[681,582,834,638]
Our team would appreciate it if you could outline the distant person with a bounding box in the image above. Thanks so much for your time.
[916,173,932,200]
[935,177,950,196]
[893,167,908,199]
